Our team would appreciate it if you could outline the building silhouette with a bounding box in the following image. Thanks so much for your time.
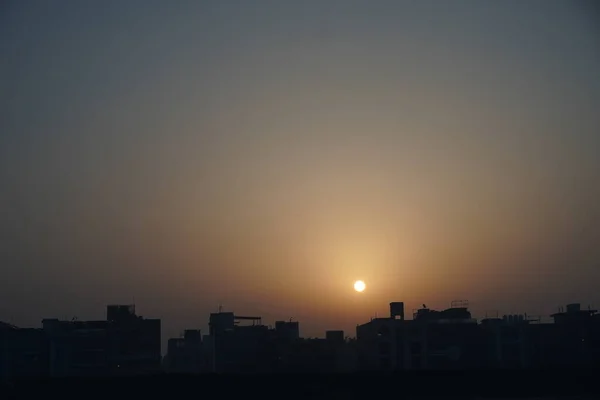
[356,301,481,370]
[1,305,161,380]
[356,300,600,371]
[2,299,600,379]
[164,329,205,374]
[164,309,357,373]
[0,322,48,380]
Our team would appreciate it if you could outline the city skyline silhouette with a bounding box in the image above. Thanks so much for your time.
[2,297,599,380]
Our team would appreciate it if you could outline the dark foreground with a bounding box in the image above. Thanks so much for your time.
[1,369,597,399]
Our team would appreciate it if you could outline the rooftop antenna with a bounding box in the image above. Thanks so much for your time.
[218,304,222,313]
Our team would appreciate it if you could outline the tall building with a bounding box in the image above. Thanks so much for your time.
[357,301,481,370]
[357,300,600,371]
[42,305,161,377]
[209,311,274,372]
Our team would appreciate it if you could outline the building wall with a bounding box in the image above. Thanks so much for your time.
[41,312,161,377]
[164,332,207,374]
[356,318,402,370]
[0,328,49,380]
[275,321,300,341]
[420,322,482,369]
[357,312,537,371]
[108,318,162,375]
[43,320,110,377]
[214,325,274,372]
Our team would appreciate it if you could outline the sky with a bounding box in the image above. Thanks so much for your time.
[1,0,599,346]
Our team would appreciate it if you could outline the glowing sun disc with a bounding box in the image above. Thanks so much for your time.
[354,280,366,292]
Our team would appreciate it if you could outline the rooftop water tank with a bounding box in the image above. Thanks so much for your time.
[390,302,405,320]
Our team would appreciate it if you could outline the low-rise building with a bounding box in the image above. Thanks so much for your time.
[164,330,206,373]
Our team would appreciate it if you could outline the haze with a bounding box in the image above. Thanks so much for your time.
[1,0,599,346]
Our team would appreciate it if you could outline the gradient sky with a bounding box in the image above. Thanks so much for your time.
[1,0,599,346]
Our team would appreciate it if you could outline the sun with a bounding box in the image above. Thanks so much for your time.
[353,280,366,292]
